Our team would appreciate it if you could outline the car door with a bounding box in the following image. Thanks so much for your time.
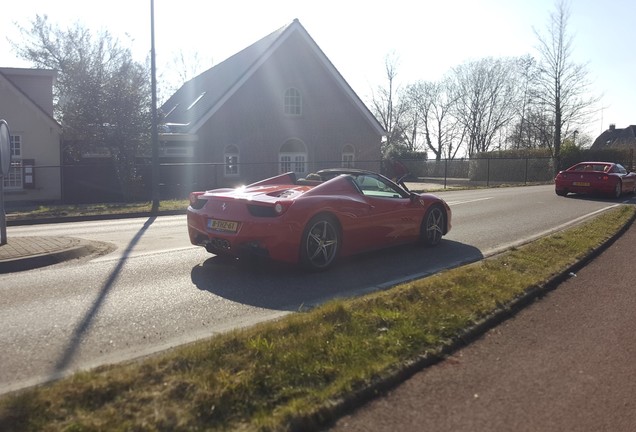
[628,171,636,191]
[615,164,636,191]
[349,174,421,251]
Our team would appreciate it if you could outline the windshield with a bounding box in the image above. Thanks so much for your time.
[349,173,409,199]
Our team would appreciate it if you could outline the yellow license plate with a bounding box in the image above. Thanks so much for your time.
[208,219,238,232]
[573,182,590,186]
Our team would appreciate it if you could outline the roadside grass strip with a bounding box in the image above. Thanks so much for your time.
[1,205,634,431]
[6,200,189,221]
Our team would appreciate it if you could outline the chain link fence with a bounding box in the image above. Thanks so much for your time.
[401,157,556,188]
[5,153,634,205]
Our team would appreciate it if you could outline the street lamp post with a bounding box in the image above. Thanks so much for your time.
[0,120,11,245]
[150,0,160,213]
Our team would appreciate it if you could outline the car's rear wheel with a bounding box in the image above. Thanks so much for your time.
[300,215,341,271]
[421,205,445,246]
[613,181,622,199]
[556,189,568,197]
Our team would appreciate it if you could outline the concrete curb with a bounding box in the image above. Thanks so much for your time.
[0,239,99,274]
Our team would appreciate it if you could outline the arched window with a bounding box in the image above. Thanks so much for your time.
[279,138,307,175]
[342,144,355,168]
[224,145,239,176]
[284,88,302,116]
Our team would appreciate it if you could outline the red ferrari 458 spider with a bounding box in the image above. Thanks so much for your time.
[187,169,452,270]
[554,161,636,198]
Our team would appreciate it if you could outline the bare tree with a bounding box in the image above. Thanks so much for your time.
[533,0,600,168]
[407,79,464,160]
[508,109,554,150]
[370,52,411,155]
[450,57,520,156]
[158,49,213,105]
[507,55,537,149]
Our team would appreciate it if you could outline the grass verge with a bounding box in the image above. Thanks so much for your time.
[1,205,634,431]
[6,200,189,221]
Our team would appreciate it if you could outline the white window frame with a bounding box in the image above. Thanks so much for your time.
[3,135,23,190]
[279,152,306,176]
[224,145,240,177]
[284,88,302,116]
[342,145,355,168]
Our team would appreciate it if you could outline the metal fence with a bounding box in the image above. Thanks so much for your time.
[401,157,556,188]
[4,155,633,205]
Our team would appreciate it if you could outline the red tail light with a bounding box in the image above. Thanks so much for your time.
[274,200,292,215]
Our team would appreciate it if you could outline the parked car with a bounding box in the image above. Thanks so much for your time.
[554,162,636,198]
[187,169,452,270]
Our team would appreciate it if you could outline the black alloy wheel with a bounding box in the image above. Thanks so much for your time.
[300,215,341,271]
[614,181,622,199]
[421,205,445,246]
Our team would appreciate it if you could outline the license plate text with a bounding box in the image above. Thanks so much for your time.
[208,219,238,232]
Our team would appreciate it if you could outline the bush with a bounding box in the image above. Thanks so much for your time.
[560,146,633,171]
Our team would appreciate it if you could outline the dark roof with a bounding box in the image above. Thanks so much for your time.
[160,19,383,136]
[591,125,636,149]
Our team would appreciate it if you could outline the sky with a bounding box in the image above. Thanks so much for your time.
[1,0,635,142]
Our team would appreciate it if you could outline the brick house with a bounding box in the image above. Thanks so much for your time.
[0,67,62,203]
[159,19,385,191]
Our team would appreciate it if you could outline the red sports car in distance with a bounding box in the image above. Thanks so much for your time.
[187,169,452,270]
[554,162,636,198]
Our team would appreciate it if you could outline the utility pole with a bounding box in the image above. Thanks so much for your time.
[0,120,11,245]
[150,0,160,213]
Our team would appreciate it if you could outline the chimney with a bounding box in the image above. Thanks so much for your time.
[609,124,616,131]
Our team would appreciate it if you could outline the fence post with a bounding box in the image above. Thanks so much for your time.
[525,158,528,185]
[444,158,448,189]
[487,158,490,187]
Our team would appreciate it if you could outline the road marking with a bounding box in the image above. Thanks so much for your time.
[446,197,494,206]
[90,246,201,263]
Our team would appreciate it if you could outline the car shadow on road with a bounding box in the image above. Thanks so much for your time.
[190,240,483,310]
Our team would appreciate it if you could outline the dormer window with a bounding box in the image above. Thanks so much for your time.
[284,88,302,116]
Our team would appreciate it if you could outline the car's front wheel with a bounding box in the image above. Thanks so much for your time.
[613,181,622,199]
[300,215,341,271]
[420,205,445,246]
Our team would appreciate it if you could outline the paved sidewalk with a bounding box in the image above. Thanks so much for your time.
[0,236,93,273]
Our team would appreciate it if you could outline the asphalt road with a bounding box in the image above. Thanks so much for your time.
[1,185,633,394]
